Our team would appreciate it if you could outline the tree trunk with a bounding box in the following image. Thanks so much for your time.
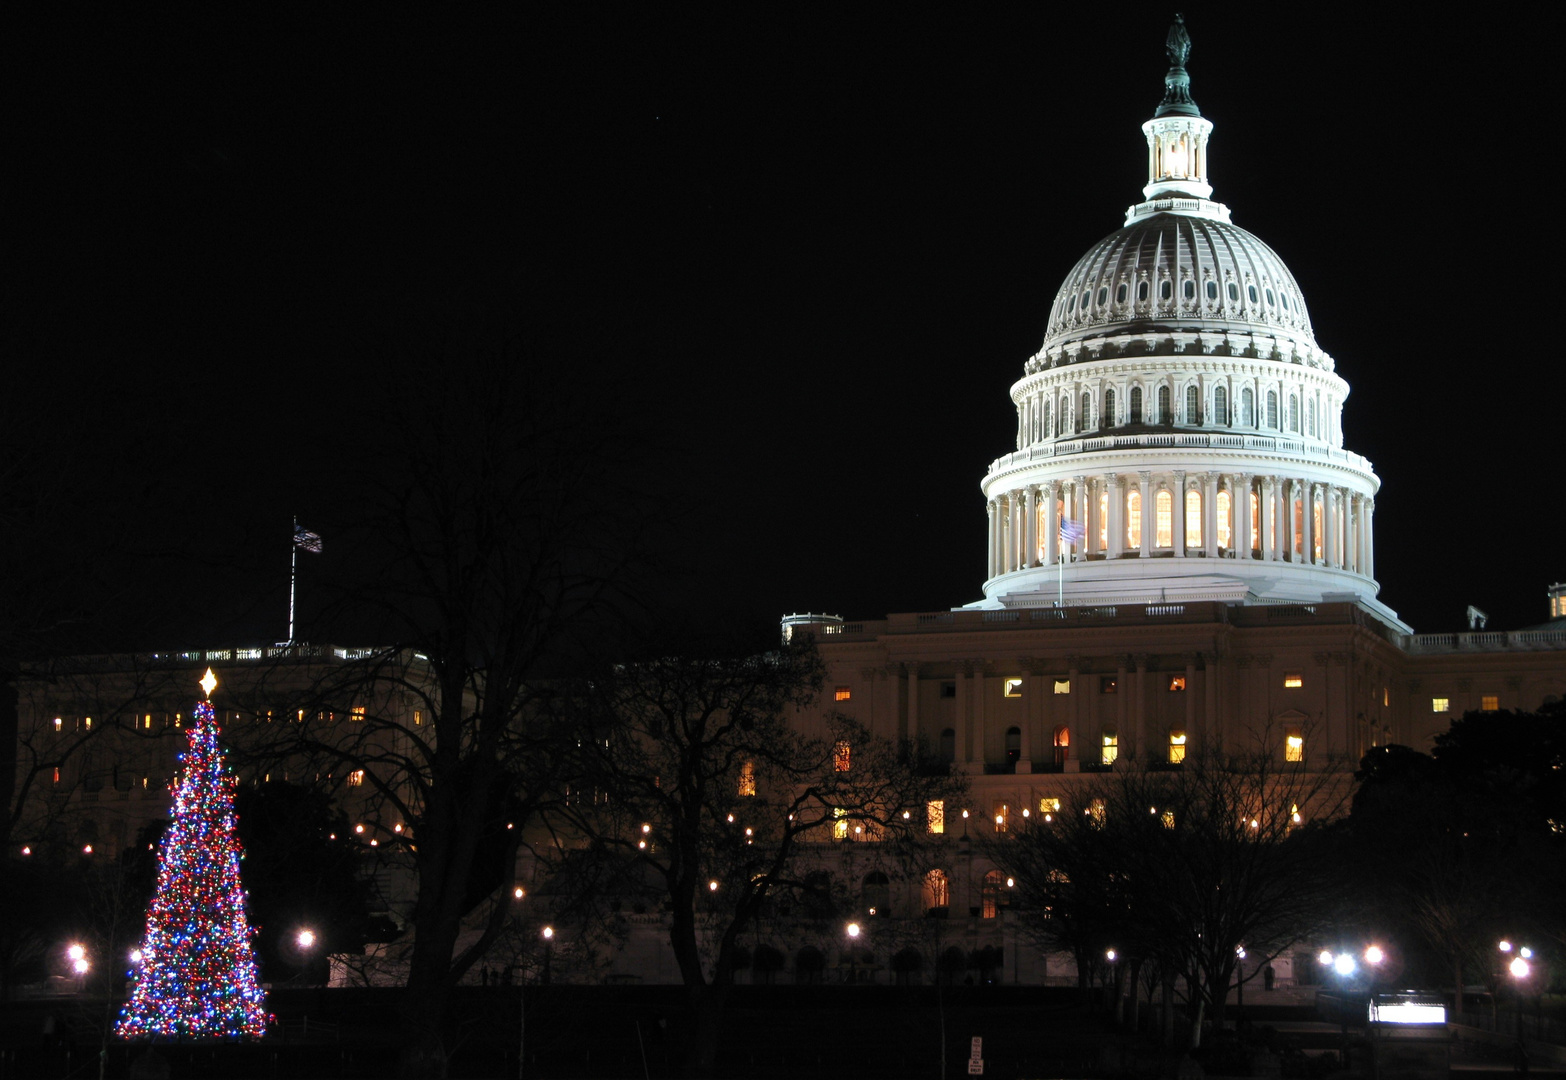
[1161,974,1175,1046]
[1127,959,1143,1031]
[686,982,731,1079]
[1113,961,1128,1027]
[1188,995,1206,1050]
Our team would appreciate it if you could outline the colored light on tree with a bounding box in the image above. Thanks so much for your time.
[116,699,267,1040]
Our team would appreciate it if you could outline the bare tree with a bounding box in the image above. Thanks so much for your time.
[549,634,962,1077]
[986,722,1349,1049]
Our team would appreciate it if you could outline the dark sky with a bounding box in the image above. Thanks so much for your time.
[9,6,1561,647]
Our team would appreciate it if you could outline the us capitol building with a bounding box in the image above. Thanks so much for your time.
[780,18,1566,958]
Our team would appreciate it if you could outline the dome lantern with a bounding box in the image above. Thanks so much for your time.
[1131,16,1228,224]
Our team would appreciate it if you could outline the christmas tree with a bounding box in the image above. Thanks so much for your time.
[117,669,268,1040]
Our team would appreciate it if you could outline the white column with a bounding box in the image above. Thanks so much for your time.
[904,663,919,746]
[1323,486,1337,568]
[1203,473,1219,558]
[1139,472,1153,558]
[1302,481,1316,564]
[987,501,997,579]
[1364,498,1375,581]
[1235,474,1252,558]
[1074,477,1088,561]
[1108,474,1123,558]
[1043,481,1059,566]
[1024,485,1038,568]
[1173,471,1187,557]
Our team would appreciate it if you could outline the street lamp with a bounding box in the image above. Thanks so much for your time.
[540,926,554,985]
[1503,941,1531,1062]
[846,922,861,985]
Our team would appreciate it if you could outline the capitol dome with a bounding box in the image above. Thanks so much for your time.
[972,17,1405,631]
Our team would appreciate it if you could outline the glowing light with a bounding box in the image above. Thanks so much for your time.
[82,845,93,855]
[846,922,861,939]
[513,886,525,900]
[20,846,30,856]
[1021,808,1030,818]
[961,809,969,819]
[393,823,403,833]
[297,930,316,949]
[199,668,218,698]
[72,958,89,975]
[354,824,365,834]
[1521,947,1533,959]
[637,840,646,849]
[708,880,719,892]
[67,944,85,961]
[541,926,554,940]
[1499,940,1513,952]
[902,810,911,819]
[1005,877,1015,888]
[1364,945,1383,965]
[130,949,144,964]
[1318,950,1334,966]
[1106,949,1116,962]
[641,823,651,833]
[1334,953,1356,977]
[1510,957,1530,979]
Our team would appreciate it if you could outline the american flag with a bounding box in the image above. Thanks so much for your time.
[294,525,323,553]
[1059,519,1086,546]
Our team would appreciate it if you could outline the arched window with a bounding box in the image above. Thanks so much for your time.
[981,870,1005,918]
[1185,279,1197,300]
[1267,390,1279,428]
[1289,394,1299,432]
[1130,386,1143,423]
[1205,279,1218,301]
[1157,385,1171,423]
[863,871,891,916]
[1247,283,1258,304]
[1004,726,1021,764]
[1078,391,1090,432]
[739,761,756,797]
[1098,490,1108,550]
[1185,489,1202,548]
[1216,490,1231,549]
[1185,385,1200,424]
[1308,397,1317,438]
[922,869,949,913]
[1103,388,1116,429]
[1058,395,1069,435]
[1161,279,1173,301]
[1155,490,1173,547]
[939,728,956,764]
[1168,726,1187,764]
[1116,282,1127,304]
[1100,725,1118,765]
[1214,385,1228,426]
[1137,280,1149,302]
[1127,489,1142,547]
[1227,282,1239,303]
[1052,725,1070,766]
[1294,497,1304,558]
[1042,400,1051,439]
[1250,490,1260,551]
[1241,387,1254,426]
[834,740,852,772]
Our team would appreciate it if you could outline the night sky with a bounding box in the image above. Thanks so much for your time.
[10,6,1561,649]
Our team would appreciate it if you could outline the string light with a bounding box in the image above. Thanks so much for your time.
[116,700,267,1040]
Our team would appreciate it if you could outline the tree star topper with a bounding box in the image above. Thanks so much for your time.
[200,667,218,699]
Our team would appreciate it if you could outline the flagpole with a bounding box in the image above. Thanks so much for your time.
[288,515,298,646]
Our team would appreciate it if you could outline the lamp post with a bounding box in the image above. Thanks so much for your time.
[540,926,554,986]
[295,928,318,985]
[846,922,861,985]
[1504,944,1531,1071]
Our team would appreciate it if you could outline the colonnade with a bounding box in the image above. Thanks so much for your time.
[986,472,1373,581]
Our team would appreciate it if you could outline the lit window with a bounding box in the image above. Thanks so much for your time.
[1481,695,1499,712]
[1155,490,1173,547]
[1053,679,1070,695]
[1101,727,1118,766]
[1052,725,1070,766]
[923,869,949,911]
[1216,490,1231,549]
[1039,797,1061,815]
[1284,728,1304,763]
[53,766,61,784]
[143,715,152,730]
[982,870,1005,918]
[1100,676,1117,694]
[1185,385,1199,424]
[1383,687,1390,707]
[1168,675,1186,692]
[1127,489,1142,547]
[834,740,852,772]
[833,808,848,840]
[738,761,756,796]
[83,717,92,731]
[1088,799,1106,827]
[834,686,851,702]
[347,770,365,787]
[1161,809,1176,829]
[926,800,945,835]
[993,803,1009,833]
[1168,727,1187,764]
[1284,674,1303,689]
[1431,697,1450,714]
[1215,385,1228,425]
[351,706,366,722]
[1185,489,1202,548]
[53,717,62,732]
[297,710,306,723]
[413,709,423,726]
[1003,678,1023,698]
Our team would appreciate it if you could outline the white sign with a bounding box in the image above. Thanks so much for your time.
[967,1062,984,1076]
[969,1037,983,1058]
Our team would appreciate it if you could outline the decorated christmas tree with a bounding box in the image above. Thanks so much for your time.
[117,669,268,1040]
